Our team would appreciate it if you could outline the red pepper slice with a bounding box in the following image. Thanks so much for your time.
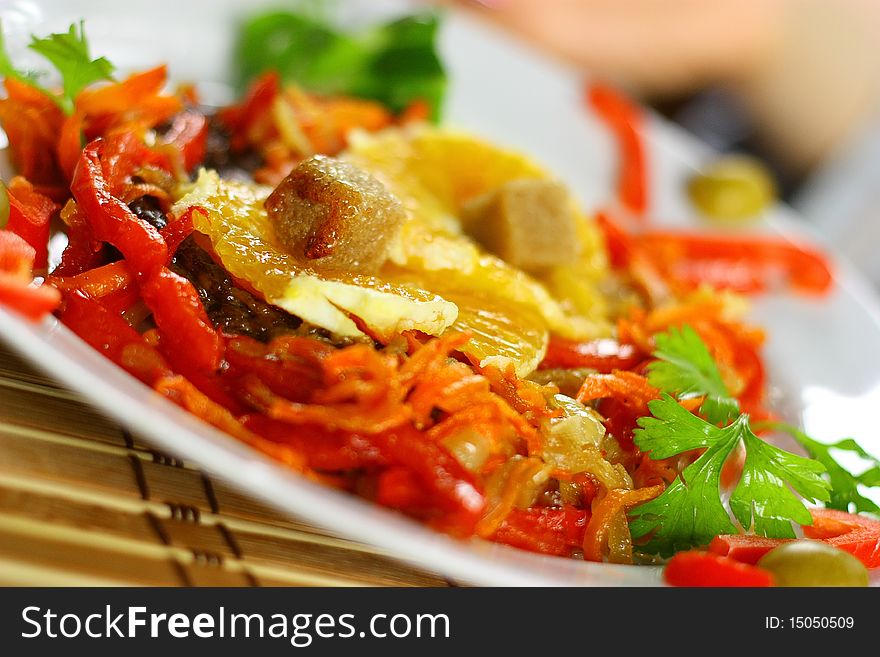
[0,77,65,186]
[376,467,433,511]
[48,260,133,299]
[71,138,168,278]
[639,231,833,295]
[370,425,485,536]
[596,211,833,296]
[540,336,643,372]
[803,508,880,567]
[709,534,790,565]
[492,506,590,557]
[5,177,58,269]
[0,230,35,277]
[587,82,648,217]
[0,272,60,321]
[217,71,279,151]
[665,550,774,587]
[58,291,171,384]
[139,266,222,373]
[161,110,209,173]
[160,206,201,259]
[0,230,60,320]
[243,414,386,471]
[596,210,636,269]
[711,509,880,568]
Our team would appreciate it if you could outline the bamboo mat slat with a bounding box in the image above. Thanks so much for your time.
[0,344,447,587]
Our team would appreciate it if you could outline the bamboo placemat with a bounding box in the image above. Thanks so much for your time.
[0,343,447,587]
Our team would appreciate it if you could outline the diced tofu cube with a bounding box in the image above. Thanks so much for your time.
[265,155,405,273]
[462,179,579,270]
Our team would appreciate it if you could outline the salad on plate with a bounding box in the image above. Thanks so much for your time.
[0,11,878,587]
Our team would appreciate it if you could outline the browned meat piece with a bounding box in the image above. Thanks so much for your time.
[462,179,579,270]
[264,155,405,273]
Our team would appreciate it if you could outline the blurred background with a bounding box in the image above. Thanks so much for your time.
[451,0,880,282]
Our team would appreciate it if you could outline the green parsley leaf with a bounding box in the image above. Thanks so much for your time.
[629,397,739,555]
[630,396,830,555]
[236,11,446,120]
[647,325,739,424]
[729,430,829,537]
[630,393,718,458]
[0,21,113,115]
[27,22,114,114]
[758,421,880,515]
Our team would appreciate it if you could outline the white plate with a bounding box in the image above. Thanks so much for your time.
[2,0,879,586]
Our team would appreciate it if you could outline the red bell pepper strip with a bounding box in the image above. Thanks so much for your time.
[709,534,790,565]
[639,231,833,295]
[217,71,279,151]
[52,200,105,277]
[48,260,133,299]
[492,506,590,557]
[139,266,223,373]
[803,508,880,567]
[161,110,209,173]
[243,414,386,471]
[58,290,171,384]
[47,260,140,315]
[57,109,87,181]
[0,230,34,277]
[596,210,637,269]
[711,509,880,568]
[596,211,833,296]
[71,138,168,278]
[4,177,58,269]
[665,550,774,587]
[370,425,485,536]
[376,467,434,511]
[76,66,182,140]
[587,82,648,217]
[0,273,61,321]
[0,230,60,321]
[0,77,65,187]
[540,336,643,372]
[159,206,201,258]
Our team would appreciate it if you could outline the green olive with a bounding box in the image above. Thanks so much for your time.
[0,180,9,229]
[757,540,868,587]
[687,155,776,222]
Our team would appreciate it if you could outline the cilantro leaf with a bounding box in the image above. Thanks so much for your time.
[647,325,739,424]
[631,397,830,554]
[237,11,446,120]
[759,421,880,515]
[27,22,114,113]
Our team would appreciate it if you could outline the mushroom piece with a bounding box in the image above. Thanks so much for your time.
[462,179,580,271]
[265,155,405,274]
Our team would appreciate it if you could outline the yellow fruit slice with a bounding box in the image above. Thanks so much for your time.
[346,127,613,343]
[172,170,458,341]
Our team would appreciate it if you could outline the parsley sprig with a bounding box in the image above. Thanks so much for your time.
[630,325,834,555]
[630,396,829,555]
[647,324,739,424]
[758,421,880,515]
[0,21,114,114]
